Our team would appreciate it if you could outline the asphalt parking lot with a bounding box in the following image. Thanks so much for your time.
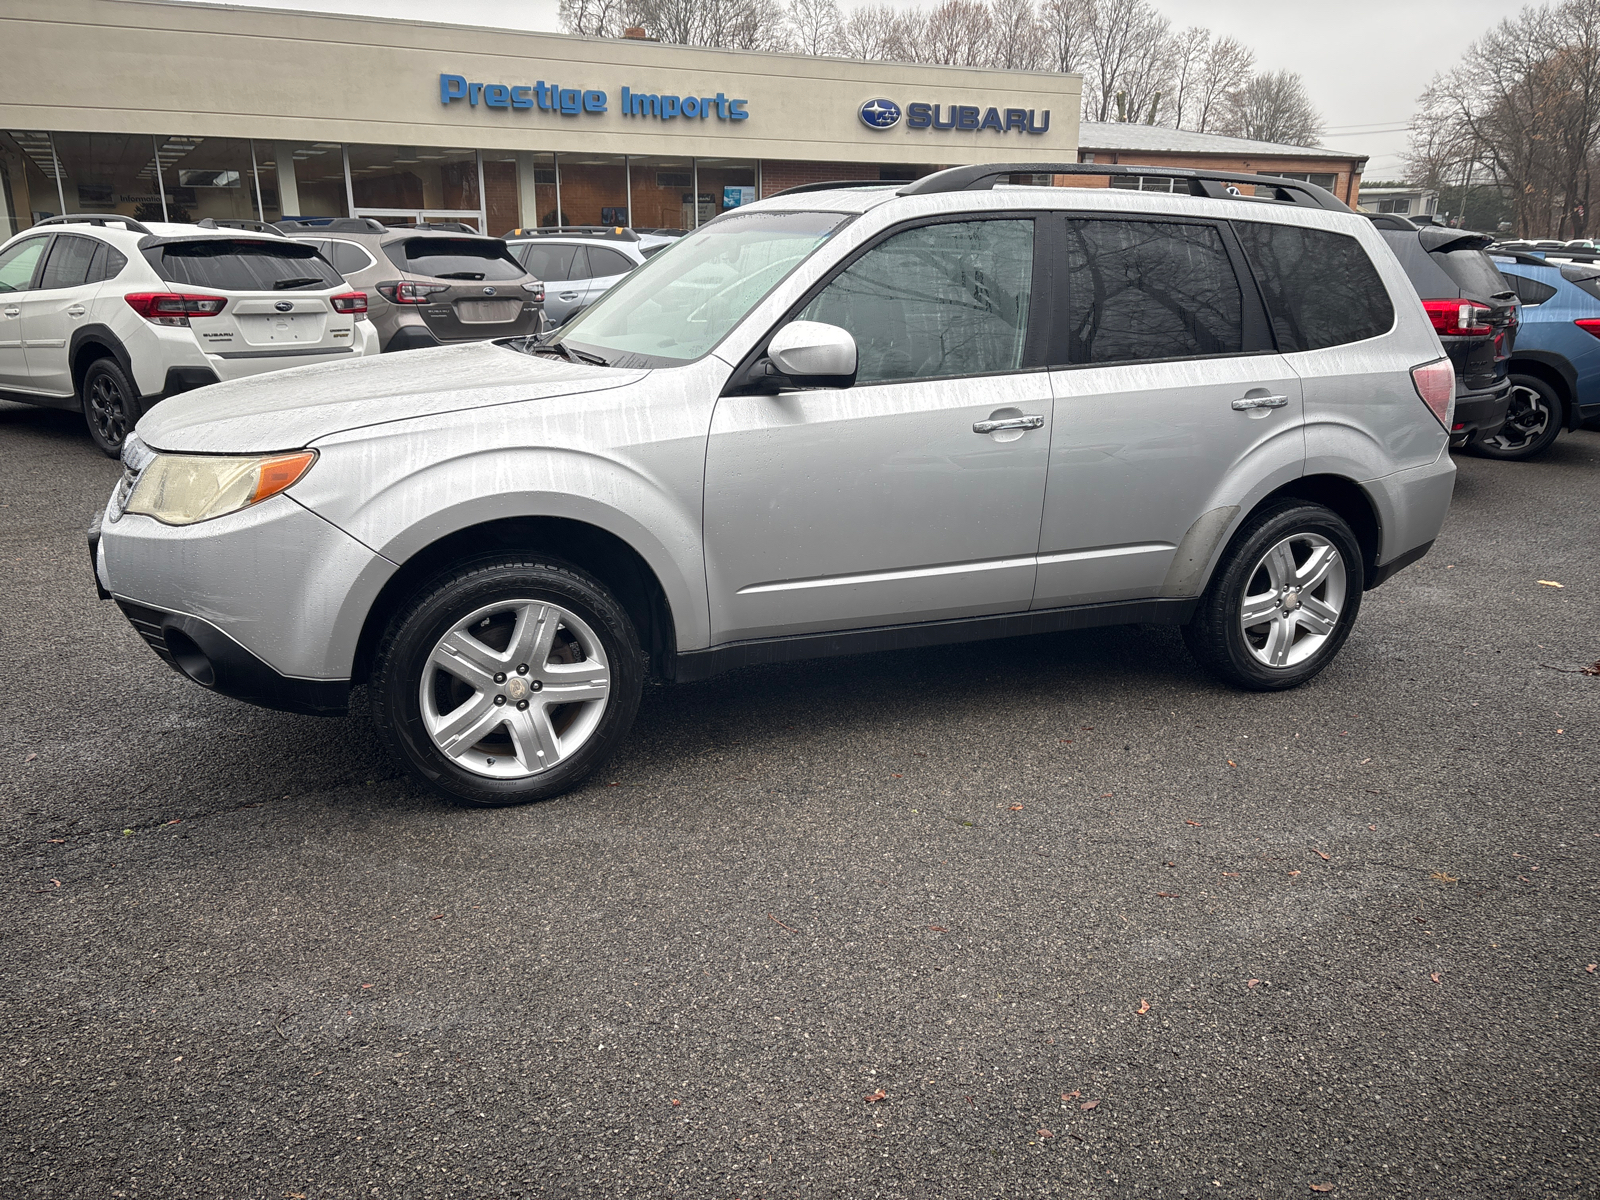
[1,400,1596,1200]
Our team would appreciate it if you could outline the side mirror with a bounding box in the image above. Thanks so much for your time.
[766,321,857,389]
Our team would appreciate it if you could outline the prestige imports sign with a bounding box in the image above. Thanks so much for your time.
[439,74,750,122]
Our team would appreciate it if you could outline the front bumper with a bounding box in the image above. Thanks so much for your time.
[1451,378,1511,439]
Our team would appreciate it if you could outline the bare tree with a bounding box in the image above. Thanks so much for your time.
[1192,36,1254,133]
[920,0,994,65]
[836,3,903,58]
[1216,69,1324,145]
[1165,27,1209,129]
[989,0,1048,70]
[1038,0,1094,76]
[558,0,638,37]
[1079,0,1173,124]
[786,0,841,55]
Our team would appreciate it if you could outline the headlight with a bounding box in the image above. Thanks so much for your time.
[124,450,317,526]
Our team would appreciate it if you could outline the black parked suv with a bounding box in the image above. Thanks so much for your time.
[1368,215,1518,445]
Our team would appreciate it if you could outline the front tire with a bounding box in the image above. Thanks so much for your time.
[80,357,141,458]
[1472,375,1563,460]
[371,557,644,807]
[1182,502,1364,691]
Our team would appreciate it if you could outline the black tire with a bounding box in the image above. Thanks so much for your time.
[80,357,141,458]
[1182,501,1365,691]
[1471,374,1563,460]
[370,556,644,807]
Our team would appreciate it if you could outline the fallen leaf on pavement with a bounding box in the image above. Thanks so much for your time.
[1221,871,1239,877]
[1037,1128,1053,1138]
[1061,1091,1081,1100]
[47,838,63,844]
[1009,804,1024,811]
[1369,825,1377,831]
[927,925,947,932]
[1431,872,1458,883]
[1246,978,1260,988]
[361,983,373,989]
[864,1090,887,1103]
[1080,1099,1099,1110]
[1587,964,1596,973]
[671,1098,681,1106]
[1537,580,1564,587]
[1156,891,1179,898]
[1185,819,1202,826]
[1227,760,1237,767]
[25,753,37,762]
[1310,1185,1335,1194]
[1431,973,1441,983]
[430,914,444,920]
[1313,849,1331,861]
[1136,999,1150,1014]
[1582,661,1600,676]
[51,879,61,888]
[1288,870,1301,877]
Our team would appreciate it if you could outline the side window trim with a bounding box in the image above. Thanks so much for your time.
[1051,213,1262,370]
[735,211,1052,391]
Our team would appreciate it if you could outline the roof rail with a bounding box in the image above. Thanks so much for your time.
[196,217,287,237]
[770,180,898,198]
[1362,213,1418,231]
[31,213,154,234]
[894,163,1352,212]
[410,221,483,234]
[275,217,388,234]
[502,225,642,241]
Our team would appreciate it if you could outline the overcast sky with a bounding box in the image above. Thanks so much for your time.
[181,0,1521,177]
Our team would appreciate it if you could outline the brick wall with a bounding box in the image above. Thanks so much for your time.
[758,161,887,199]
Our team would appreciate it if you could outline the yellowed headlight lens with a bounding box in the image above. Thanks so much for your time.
[125,451,316,525]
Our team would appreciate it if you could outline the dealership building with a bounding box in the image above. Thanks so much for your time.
[1,0,1084,237]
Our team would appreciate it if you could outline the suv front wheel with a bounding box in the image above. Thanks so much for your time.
[1182,502,1365,691]
[371,557,644,806]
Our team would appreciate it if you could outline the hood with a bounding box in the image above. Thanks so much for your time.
[136,341,646,454]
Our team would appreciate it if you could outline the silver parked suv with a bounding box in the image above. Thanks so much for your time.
[93,163,1458,807]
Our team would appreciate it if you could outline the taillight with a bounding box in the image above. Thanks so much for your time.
[124,292,228,326]
[375,280,447,305]
[1422,299,1492,337]
[1411,358,1456,429]
[523,282,545,303]
[330,292,367,314]
[1576,318,1600,341]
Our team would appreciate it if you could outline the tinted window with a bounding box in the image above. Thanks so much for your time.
[1502,272,1557,305]
[800,218,1034,384]
[96,246,128,282]
[386,238,526,281]
[587,247,635,277]
[325,240,371,276]
[39,235,100,289]
[1558,262,1600,302]
[517,243,580,281]
[0,237,49,293]
[1234,222,1393,352]
[1064,219,1242,364]
[147,239,344,291]
[1433,247,1512,298]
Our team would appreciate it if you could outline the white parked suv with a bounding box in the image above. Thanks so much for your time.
[95,164,1458,807]
[0,215,377,455]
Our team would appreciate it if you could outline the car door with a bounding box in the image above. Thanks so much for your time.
[704,215,1053,643]
[516,242,584,324]
[0,235,50,390]
[1033,215,1305,609]
[20,233,104,396]
[581,245,637,310]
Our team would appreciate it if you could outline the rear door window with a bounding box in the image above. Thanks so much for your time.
[1063,219,1243,364]
[39,235,100,289]
[1233,222,1393,351]
[386,238,526,281]
[516,243,580,281]
[587,247,636,278]
[145,239,344,291]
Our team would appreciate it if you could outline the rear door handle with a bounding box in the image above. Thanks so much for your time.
[2,307,18,318]
[558,291,580,302]
[973,414,1045,434]
[1232,394,1288,410]
[67,305,86,317]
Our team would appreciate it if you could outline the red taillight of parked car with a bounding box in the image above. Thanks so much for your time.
[1421,299,1492,337]
[1411,357,1456,429]
[375,280,448,305]
[330,292,368,314]
[124,292,228,326]
[1575,318,1600,341]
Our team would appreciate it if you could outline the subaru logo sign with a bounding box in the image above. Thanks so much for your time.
[859,98,901,130]
[274,300,293,312]
[483,286,497,296]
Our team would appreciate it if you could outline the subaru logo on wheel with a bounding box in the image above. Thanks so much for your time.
[274,300,293,312]
[482,286,497,296]
[859,98,901,130]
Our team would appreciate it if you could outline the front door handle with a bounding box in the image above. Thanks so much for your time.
[1232,394,1288,410]
[2,307,18,318]
[973,414,1045,434]
[67,305,86,317]
[558,291,580,302]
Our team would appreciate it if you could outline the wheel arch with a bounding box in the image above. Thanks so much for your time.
[1251,474,1382,587]
[69,326,135,396]
[350,516,678,686]
[1507,353,1578,430]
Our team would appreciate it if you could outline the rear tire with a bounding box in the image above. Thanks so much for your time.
[370,556,644,807]
[1472,374,1563,460]
[80,357,141,458]
[1182,502,1364,691]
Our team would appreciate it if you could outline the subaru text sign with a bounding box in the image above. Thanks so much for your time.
[439,74,749,122]
[859,97,1050,134]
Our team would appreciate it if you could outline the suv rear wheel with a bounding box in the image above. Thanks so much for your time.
[1472,374,1563,460]
[81,357,140,458]
[1182,502,1364,691]
[371,556,643,807]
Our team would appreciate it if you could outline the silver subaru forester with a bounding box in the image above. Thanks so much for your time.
[93,163,1458,807]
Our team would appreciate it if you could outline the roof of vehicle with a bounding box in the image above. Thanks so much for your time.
[1075,122,1364,164]
[6,215,312,252]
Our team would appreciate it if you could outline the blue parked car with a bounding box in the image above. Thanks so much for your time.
[1487,250,1600,458]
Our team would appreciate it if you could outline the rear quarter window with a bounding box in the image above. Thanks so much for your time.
[145,239,344,291]
[1502,272,1558,305]
[1559,263,1600,302]
[1234,222,1393,352]
[386,238,526,281]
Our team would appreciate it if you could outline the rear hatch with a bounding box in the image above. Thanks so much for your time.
[1414,228,1518,392]
[140,237,359,359]
[381,236,541,342]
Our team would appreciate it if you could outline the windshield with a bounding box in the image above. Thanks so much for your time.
[554,210,848,364]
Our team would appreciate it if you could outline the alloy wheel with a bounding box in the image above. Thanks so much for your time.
[1239,533,1347,669]
[418,599,611,779]
[87,373,128,447]
[1479,384,1550,453]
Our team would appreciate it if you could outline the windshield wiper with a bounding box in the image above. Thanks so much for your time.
[435,271,486,280]
[273,277,325,290]
[529,338,609,366]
